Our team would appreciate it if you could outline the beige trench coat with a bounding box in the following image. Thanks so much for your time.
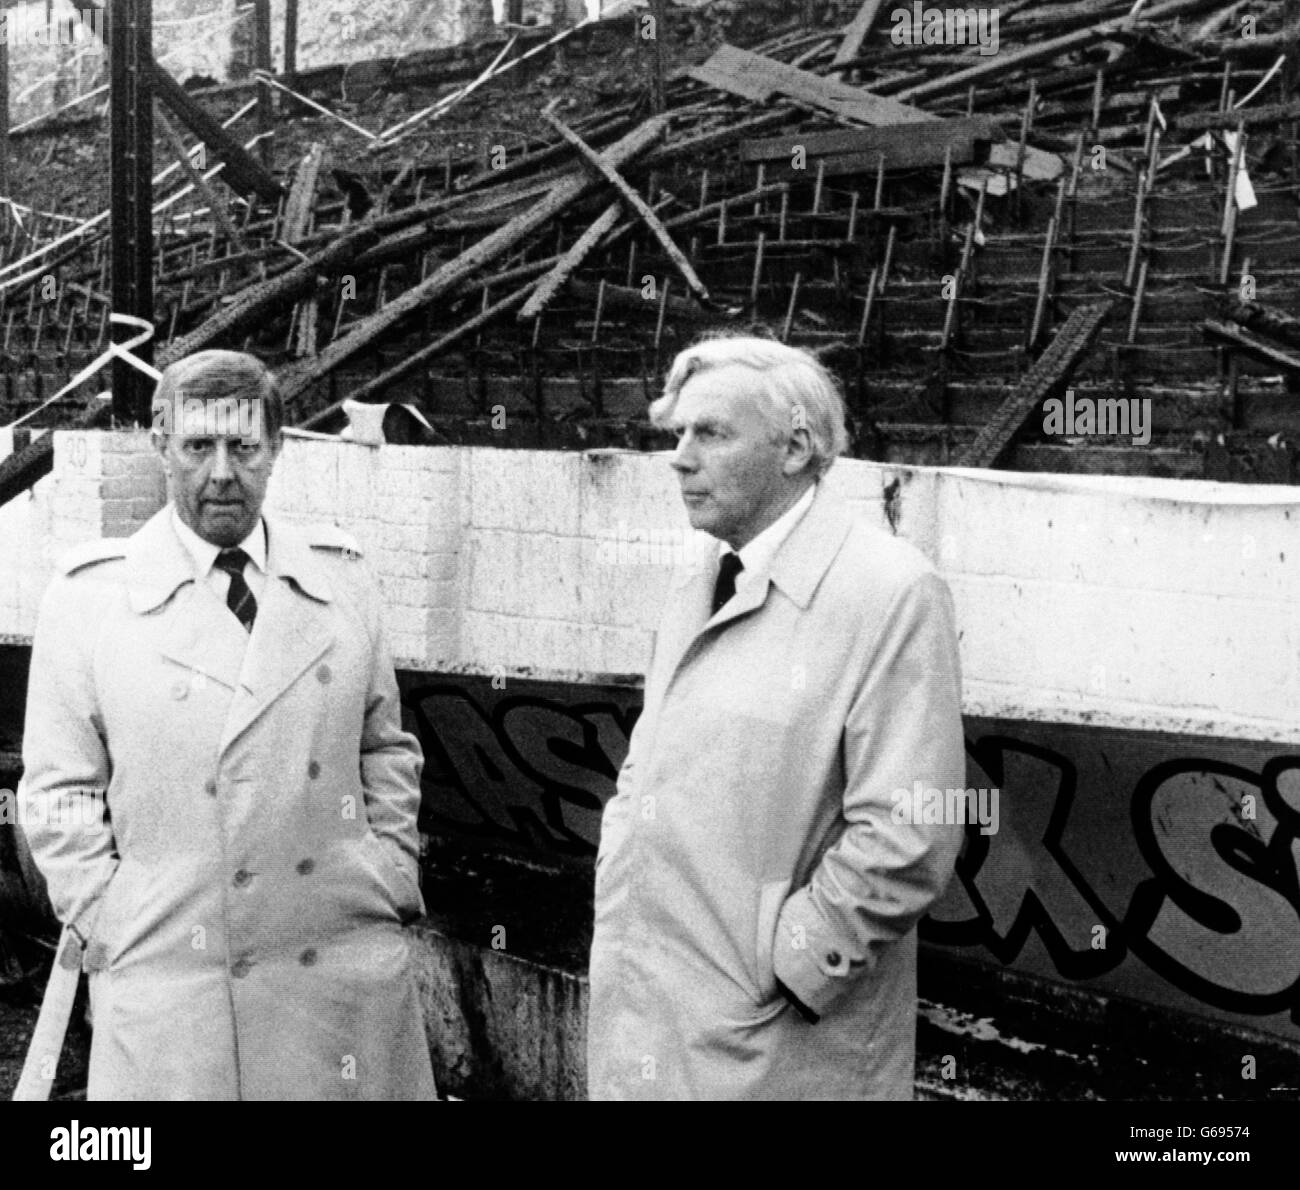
[587,484,966,1099]
[19,507,436,1100]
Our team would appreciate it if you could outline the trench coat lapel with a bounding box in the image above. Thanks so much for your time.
[125,508,246,693]
[764,484,855,611]
[217,517,336,755]
[656,539,714,685]
[658,483,856,683]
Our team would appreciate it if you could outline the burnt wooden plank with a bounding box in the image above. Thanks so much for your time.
[1203,319,1300,374]
[742,117,1001,171]
[688,44,934,125]
[958,300,1114,469]
[542,109,709,305]
[743,117,1001,162]
[277,117,668,406]
[1226,301,1300,354]
[832,0,887,69]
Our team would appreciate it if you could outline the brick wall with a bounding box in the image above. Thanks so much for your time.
[0,429,164,639]
[1,433,1297,744]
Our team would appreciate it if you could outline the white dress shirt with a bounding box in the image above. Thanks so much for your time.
[720,481,817,592]
[171,505,268,605]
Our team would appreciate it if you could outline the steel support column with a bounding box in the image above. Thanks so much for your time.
[285,0,299,82]
[109,0,154,425]
[0,34,9,208]
[253,0,272,167]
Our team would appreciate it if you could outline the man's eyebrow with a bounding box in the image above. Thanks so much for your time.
[671,413,727,433]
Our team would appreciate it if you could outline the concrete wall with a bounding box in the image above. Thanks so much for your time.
[1,433,1298,745]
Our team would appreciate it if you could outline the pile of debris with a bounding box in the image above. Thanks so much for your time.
[3,0,1300,497]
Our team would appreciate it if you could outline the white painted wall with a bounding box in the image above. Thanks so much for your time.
[2,434,1297,744]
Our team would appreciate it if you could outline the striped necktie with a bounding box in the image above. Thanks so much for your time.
[711,551,743,615]
[215,548,257,632]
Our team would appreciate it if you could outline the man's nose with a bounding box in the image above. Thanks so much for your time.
[209,442,234,481]
[670,434,696,473]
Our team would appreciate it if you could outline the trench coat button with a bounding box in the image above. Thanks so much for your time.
[230,958,252,979]
[296,858,315,876]
[204,779,218,798]
[233,869,253,888]
[299,948,318,967]
[316,664,332,684]
[171,680,188,700]
[307,760,321,779]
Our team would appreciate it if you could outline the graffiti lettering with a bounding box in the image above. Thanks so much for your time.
[1125,758,1300,1020]
[925,736,1129,981]
[396,677,1300,1039]
[404,682,637,857]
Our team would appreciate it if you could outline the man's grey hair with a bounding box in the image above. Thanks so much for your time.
[152,349,284,440]
[651,336,849,477]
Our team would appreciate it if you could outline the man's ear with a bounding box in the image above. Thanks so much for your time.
[781,426,815,477]
[151,430,171,470]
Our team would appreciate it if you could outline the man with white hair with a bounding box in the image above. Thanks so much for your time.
[587,336,967,1100]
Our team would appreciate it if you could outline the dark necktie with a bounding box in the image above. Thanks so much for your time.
[711,551,744,615]
[215,548,257,632]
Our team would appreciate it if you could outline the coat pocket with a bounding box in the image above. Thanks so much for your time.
[361,830,422,922]
[754,878,792,1005]
[82,862,130,974]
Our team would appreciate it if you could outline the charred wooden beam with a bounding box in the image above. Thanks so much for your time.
[156,110,249,259]
[689,44,934,125]
[1228,300,1300,353]
[565,278,713,326]
[1203,319,1300,374]
[832,0,887,72]
[151,66,283,202]
[519,201,622,321]
[277,117,669,406]
[958,300,1114,469]
[543,110,709,305]
[84,0,282,202]
[158,225,380,367]
[742,116,1001,175]
[302,265,557,422]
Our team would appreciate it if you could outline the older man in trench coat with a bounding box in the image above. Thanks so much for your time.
[18,350,436,1100]
[587,337,967,1100]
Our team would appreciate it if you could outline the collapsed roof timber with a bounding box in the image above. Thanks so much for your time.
[1,0,1300,508]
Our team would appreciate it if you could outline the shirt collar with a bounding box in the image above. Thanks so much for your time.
[720,482,817,579]
[171,504,267,578]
